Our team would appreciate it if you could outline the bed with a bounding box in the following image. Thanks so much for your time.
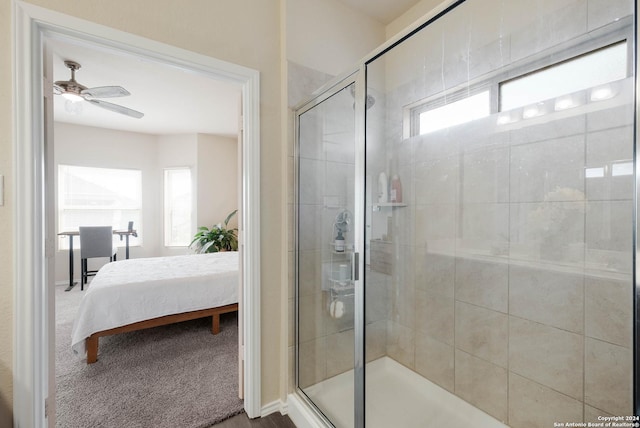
[71,251,239,364]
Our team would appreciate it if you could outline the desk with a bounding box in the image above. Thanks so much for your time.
[58,229,138,291]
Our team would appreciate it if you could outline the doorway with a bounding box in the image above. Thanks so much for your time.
[13,3,261,427]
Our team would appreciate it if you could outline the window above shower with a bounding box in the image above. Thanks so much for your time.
[404,25,631,138]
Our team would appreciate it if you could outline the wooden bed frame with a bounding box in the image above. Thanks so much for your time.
[85,303,238,364]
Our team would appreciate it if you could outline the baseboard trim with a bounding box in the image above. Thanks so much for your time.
[287,393,328,428]
[260,399,288,417]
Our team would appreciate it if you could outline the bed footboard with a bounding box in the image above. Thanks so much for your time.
[86,303,238,364]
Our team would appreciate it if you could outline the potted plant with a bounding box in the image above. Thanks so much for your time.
[190,210,238,253]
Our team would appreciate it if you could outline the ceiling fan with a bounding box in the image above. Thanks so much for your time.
[53,60,144,119]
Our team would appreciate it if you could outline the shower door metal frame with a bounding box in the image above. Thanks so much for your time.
[634,0,639,416]
[293,70,367,428]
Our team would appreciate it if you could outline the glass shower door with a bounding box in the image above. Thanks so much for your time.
[363,0,635,427]
[296,80,358,428]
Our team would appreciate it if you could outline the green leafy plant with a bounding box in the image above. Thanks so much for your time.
[190,210,238,253]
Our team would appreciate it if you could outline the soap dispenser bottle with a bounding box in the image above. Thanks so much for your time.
[334,230,345,252]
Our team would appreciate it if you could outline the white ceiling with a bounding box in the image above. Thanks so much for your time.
[51,0,422,136]
[337,0,425,24]
[51,38,241,137]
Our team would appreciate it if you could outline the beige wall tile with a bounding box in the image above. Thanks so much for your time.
[299,158,325,205]
[386,320,415,370]
[587,0,634,30]
[584,404,613,423]
[415,290,454,345]
[585,275,632,347]
[299,292,325,343]
[587,104,633,133]
[388,201,416,247]
[415,204,456,252]
[365,271,388,324]
[457,203,509,256]
[509,0,587,63]
[415,334,454,392]
[366,320,387,362]
[389,245,415,328]
[509,265,583,333]
[461,147,510,203]
[508,114,586,146]
[455,350,508,423]
[455,302,508,368]
[298,204,324,252]
[298,250,322,297]
[298,337,326,389]
[508,373,583,428]
[414,156,459,205]
[455,257,508,312]
[586,200,633,274]
[326,329,354,378]
[509,317,583,399]
[510,201,585,266]
[585,338,633,416]
[414,250,455,297]
[585,126,633,201]
[509,135,585,203]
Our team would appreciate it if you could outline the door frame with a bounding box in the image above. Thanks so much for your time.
[12,1,262,426]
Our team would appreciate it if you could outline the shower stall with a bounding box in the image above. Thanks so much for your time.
[294,0,637,427]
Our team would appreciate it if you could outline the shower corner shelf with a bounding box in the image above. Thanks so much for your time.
[373,202,407,211]
[330,244,353,254]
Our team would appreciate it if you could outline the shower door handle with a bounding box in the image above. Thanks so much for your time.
[352,252,359,281]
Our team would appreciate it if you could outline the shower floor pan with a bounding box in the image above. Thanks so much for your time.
[305,357,508,428]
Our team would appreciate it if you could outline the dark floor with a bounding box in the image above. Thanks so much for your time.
[213,412,297,428]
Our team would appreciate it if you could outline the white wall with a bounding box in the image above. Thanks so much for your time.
[385,0,448,40]
[53,123,237,280]
[196,134,238,230]
[286,0,385,76]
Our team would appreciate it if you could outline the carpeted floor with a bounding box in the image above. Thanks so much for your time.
[55,283,244,428]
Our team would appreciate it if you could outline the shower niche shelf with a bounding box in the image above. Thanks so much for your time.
[372,202,407,211]
[330,243,353,254]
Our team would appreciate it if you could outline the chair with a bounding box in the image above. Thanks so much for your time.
[79,226,117,290]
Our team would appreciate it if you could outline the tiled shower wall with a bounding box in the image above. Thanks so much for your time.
[292,0,635,426]
[370,0,634,425]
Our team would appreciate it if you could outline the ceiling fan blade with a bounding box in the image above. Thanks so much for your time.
[53,84,63,95]
[81,86,130,99]
[88,99,144,119]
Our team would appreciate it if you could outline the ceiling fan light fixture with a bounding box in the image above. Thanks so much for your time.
[64,99,83,115]
[61,91,83,103]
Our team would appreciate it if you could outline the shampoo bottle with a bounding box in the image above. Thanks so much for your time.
[390,175,403,203]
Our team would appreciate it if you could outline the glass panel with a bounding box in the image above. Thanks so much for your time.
[297,82,356,428]
[365,0,634,427]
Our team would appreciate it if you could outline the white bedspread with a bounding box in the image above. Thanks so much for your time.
[71,252,239,357]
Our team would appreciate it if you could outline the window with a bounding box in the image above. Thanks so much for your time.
[164,168,193,247]
[499,42,627,111]
[407,38,629,137]
[417,90,490,135]
[58,165,142,249]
